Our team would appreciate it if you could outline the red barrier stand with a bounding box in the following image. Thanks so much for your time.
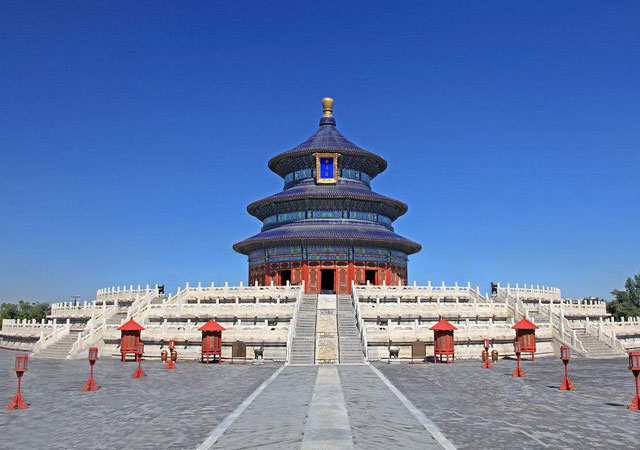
[132,342,146,378]
[511,341,525,377]
[482,339,493,369]
[430,318,457,363]
[82,347,100,391]
[165,339,177,369]
[628,352,640,410]
[199,319,225,364]
[118,319,145,362]
[558,345,576,390]
[512,318,539,361]
[7,354,29,409]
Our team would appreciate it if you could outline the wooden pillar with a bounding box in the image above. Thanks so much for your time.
[347,262,355,294]
[302,262,309,294]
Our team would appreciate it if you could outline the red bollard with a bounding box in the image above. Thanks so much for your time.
[132,342,146,378]
[558,345,576,391]
[7,354,29,409]
[628,352,640,410]
[511,341,525,377]
[164,339,177,369]
[82,347,100,391]
[482,339,493,369]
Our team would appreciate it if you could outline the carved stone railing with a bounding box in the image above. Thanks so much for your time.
[49,301,95,318]
[357,301,509,319]
[352,282,369,362]
[31,320,71,354]
[67,301,121,358]
[497,289,588,355]
[1,318,54,336]
[285,281,305,364]
[585,317,637,354]
[355,281,481,300]
[496,283,562,301]
[96,284,155,304]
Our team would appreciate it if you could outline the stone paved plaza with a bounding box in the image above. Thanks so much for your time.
[2,349,640,449]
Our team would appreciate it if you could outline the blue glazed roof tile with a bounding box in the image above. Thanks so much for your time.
[233,219,421,255]
[248,179,408,219]
[268,118,387,176]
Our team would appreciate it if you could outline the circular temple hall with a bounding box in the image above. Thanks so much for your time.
[233,98,421,294]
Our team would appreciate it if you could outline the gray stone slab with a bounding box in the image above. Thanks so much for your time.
[0,349,279,450]
[210,366,318,450]
[339,365,444,450]
[302,366,354,449]
[377,356,640,449]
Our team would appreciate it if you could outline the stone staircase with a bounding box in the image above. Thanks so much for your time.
[526,310,548,326]
[289,294,317,365]
[337,295,364,364]
[572,329,620,358]
[526,308,620,358]
[33,331,81,359]
[107,310,129,325]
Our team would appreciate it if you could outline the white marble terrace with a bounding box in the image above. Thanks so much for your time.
[2,280,640,360]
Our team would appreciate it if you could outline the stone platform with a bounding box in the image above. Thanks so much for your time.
[1,349,639,449]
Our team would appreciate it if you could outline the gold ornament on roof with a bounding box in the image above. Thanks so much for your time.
[322,97,334,117]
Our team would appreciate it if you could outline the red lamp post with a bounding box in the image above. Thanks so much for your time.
[82,347,100,391]
[7,354,29,409]
[558,345,576,390]
[132,342,146,378]
[482,339,493,369]
[511,341,525,377]
[628,352,640,410]
[165,339,177,369]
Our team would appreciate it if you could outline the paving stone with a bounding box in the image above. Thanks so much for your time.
[339,365,443,450]
[377,356,640,449]
[210,366,318,450]
[0,349,279,450]
[3,346,640,450]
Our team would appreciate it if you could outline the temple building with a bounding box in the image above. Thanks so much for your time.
[233,98,421,294]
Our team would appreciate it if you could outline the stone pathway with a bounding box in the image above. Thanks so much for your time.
[204,364,445,450]
[339,365,445,450]
[209,366,318,450]
[301,366,354,449]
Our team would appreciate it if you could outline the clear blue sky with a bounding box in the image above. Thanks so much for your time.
[1,1,638,302]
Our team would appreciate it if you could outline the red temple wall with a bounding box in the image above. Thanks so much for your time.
[248,260,407,294]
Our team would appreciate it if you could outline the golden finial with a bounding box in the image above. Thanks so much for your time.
[322,97,334,117]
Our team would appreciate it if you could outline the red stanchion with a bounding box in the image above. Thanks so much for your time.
[7,354,29,409]
[511,341,525,377]
[558,346,576,391]
[628,352,640,410]
[164,339,177,369]
[132,342,146,378]
[82,347,100,391]
[482,339,493,369]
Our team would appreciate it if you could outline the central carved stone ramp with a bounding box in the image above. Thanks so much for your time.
[337,295,364,364]
[289,294,318,364]
[32,331,81,359]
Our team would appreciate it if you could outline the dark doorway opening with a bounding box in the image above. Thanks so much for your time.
[365,270,376,284]
[320,269,335,292]
[279,270,292,286]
